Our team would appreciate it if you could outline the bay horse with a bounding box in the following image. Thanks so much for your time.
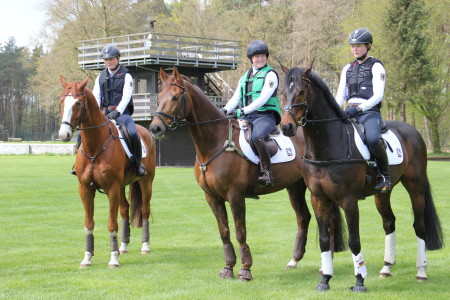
[149,67,345,281]
[279,63,443,292]
[58,76,156,267]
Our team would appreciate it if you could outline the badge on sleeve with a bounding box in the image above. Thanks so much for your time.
[380,73,385,81]
[269,80,274,88]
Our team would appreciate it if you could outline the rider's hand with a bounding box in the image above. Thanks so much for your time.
[220,108,227,115]
[107,110,120,120]
[235,108,243,118]
[345,106,360,118]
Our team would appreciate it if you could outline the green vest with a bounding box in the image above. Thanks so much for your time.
[239,64,281,119]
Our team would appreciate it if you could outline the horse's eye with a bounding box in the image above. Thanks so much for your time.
[75,102,81,107]
[299,90,306,96]
[171,96,178,102]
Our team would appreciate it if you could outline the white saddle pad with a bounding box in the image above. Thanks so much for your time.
[238,123,296,165]
[114,122,147,159]
[353,124,403,165]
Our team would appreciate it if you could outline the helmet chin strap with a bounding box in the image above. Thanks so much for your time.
[357,53,367,61]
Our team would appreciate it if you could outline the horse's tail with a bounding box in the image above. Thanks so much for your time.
[130,181,143,228]
[423,179,444,250]
[331,201,347,252]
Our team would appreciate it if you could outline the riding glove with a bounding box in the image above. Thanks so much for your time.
[235,108,244,118]
[220,108,227,115]
[107,110,120,120]
[345,106,360,118]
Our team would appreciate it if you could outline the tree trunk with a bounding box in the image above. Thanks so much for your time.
[427,117,442,153]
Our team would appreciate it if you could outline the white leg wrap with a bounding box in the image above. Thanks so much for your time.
[286,259,298,269]
[108,251,120,267]
[84,227,94,235]
[321,251,333,276]
[416,237,427,269]
[119,242,128,254]
[141,241,151,254]
[384,232,396,265]
[352,252,367,279]
[80,251,93,267]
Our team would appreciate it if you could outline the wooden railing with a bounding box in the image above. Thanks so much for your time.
[78,32,241,70]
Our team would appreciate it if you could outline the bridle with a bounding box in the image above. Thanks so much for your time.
[61,92,109,131]
[283,75,313,127]
[154,82,188,130]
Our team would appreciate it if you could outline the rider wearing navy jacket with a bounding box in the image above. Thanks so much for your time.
[335,28,390,193]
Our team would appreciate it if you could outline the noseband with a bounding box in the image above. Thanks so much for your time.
[154,82,188,130]
[283,75,313,127]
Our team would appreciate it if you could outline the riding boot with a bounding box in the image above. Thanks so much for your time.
[373,140,391,193]
[132,136,146,177]
[70,138,82,175]
[254,138,274,187]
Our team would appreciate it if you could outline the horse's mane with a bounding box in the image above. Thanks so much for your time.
[284,67,347,119]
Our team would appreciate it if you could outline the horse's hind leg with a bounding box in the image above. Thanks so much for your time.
[374,192,397,277]
[285,181,311,269]
[79,185,96,268]
[205,193,236,279]
[106,185,122,267]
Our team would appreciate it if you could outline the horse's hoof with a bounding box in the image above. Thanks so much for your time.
[108,263,120,268]
[315,282,330,292]
[285,259,298,269]
[416,276,427,282]
[237,268,253,281]
[349,285,367,292]
[219,267,234,279]
[141,249,150,254]
[379,272,392,278]
[119,250,128,254]
[79,263,91,268]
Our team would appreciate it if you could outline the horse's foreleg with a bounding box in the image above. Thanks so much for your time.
[119,188,130,254]
[205,193,236,279]
[79,185,95,268]
[374,193,396,277]
[139,181,152,254]
[286,181,311,269]
[229,195,253,281]
[343,198,367,292]
[311,194,333,292]
[107,186,121,267]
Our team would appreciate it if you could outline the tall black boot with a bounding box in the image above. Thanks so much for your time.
[70,138,82,175]
[373,140,391,193]
[132,135,146,177]
[254,138,273,187]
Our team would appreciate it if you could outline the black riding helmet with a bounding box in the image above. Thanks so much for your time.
[246,40,269,59]
[348,28,373,45]
[101,44,121,59]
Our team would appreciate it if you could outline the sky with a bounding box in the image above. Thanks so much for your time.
[1,0,47,48]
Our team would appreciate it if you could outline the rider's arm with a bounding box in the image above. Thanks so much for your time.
[223,81,241,113]
[242,71,278,114]
[358,62,385,111]
[116,73,134,114]
[92,75,101,107]
[335,64,350,108]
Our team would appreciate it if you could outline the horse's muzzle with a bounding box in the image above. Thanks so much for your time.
[59,124,73,142]
[149,124,166,139]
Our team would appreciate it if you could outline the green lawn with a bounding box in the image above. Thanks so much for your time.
[0,155,448,299]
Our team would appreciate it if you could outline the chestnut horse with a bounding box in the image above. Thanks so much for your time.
[149,67,345,281]
[280,63,443,292]
[58,76,156,267]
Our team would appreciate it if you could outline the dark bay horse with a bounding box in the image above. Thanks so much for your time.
[279,63,443,292]
[58,76,156,267]
[149,67,345,281]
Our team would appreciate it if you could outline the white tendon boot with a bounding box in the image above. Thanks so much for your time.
[141,241,151,254]
[380,232,396,277]
[119,242,128,254]
[416,237,427,281]
[352,252,367,279]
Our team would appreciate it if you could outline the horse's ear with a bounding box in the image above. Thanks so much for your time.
[160,67,168,83]
[60,75,68,88]
[79,76,90,90]
[278,61,289,74]
[305,58,315,77]
[173,66,181,82]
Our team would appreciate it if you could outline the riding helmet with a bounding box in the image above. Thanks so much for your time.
[348,28,373,45]
[101,44,121,59]
[246,40,269,59]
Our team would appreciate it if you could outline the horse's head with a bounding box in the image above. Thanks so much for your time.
[58,75,90,142]
[279,61,314,137]
[150,67,189,139]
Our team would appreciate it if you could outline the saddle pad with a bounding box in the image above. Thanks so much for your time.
[115,123,147,159]
[353,124,403,165]
[238,128,296,165]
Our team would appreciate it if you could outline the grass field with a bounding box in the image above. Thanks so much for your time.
[0,155,448,299]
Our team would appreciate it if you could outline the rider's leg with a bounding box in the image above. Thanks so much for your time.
[70,134,82,175]
[117,114,146,177]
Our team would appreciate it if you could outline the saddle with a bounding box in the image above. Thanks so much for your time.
[351,120,392,153]
[240,120,281,157]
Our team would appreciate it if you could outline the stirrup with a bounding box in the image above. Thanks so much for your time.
[257,170,274,187]
[375,176,391,193]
